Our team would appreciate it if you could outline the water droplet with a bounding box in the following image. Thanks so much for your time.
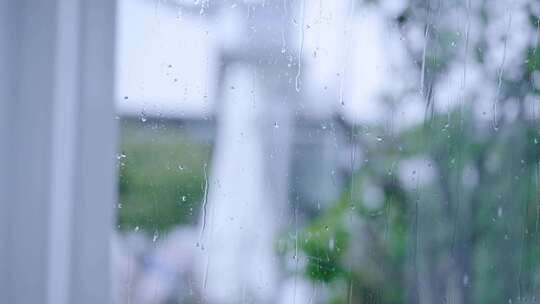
[196,242,205,250]
[273,122,279,129]
[152,231,159,242]
[140,111,147,122]
[134,226,139,232]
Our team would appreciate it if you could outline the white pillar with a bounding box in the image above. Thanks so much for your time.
[0,1,117,303]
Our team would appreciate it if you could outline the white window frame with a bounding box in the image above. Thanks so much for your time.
[0,1,117,303]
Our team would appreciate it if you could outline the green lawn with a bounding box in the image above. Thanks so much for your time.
[117,119,212,234]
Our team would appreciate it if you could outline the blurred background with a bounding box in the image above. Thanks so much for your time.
[112,0,540,303]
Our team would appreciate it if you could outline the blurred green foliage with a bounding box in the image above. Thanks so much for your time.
[293,107,540,303]
[117,119,211,233]
[288,1,540,303]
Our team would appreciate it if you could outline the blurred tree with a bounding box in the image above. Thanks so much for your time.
[291,1,540,303]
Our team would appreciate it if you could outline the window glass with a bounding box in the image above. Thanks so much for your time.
[115,0,540,303]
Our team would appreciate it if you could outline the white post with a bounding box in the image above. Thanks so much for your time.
[0,1,117,304]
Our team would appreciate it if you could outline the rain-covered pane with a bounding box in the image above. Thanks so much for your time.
[113,0,540,303]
